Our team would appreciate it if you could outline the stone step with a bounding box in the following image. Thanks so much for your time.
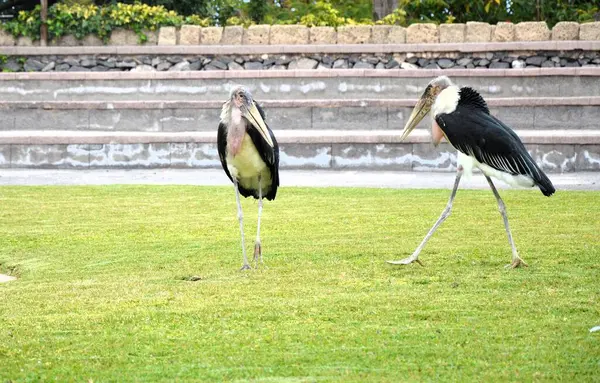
[0,68,598,101]
[1,98,598,132]
[1,129,598,173]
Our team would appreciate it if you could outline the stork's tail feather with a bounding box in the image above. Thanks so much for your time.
[536,171,555,197]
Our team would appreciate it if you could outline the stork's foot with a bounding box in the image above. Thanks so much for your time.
[253,242,267,269]
[240,263,252,271]
[505,257,528,269]
[386,255,424,267]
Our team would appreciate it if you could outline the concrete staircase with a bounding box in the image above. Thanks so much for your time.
[0,68,599,172]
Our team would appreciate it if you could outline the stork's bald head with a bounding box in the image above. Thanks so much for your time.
[229,85,254,109]
[423,76,453,102]
[399,76,455,142]
[223,85,274,148]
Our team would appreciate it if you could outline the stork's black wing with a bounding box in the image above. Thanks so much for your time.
[217,121,234,183]
[436,87,555,196]
[245,102,279,200]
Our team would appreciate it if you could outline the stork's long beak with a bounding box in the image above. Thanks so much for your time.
[243,102,274,147]
[400,97,431,142]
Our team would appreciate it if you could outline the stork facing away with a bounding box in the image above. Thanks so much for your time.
[388,76,555,269]
[218,86,279,270]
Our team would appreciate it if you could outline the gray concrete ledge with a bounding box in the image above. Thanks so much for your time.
[1,67,599,81]
[2,97,600,110]
[2,129,599,145]
[2,41,600,56]
[0,169,598,191]
[1,133,597,172]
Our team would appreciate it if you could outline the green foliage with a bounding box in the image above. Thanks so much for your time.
[512,0,600,25]
[239,0,372,27]
[247,0,268,24]
[48,3,108,40]
[107,1,185,43]
[95,0,213,17]
[299,1,347,27]
[103,0,242,26]
[224,16,254,28]
[2,2,212,42]
[1,0,596,41]
[62,0,95,5]
[376,7,407,25]
[327,0,373,21]
[396,0,600,27]
[3,5,42,40]
[183,14,212,27]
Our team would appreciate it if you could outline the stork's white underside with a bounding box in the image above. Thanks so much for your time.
[458,146,535,188]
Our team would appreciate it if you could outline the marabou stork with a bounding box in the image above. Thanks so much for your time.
[218,86,279,270]
[388,76,555,269]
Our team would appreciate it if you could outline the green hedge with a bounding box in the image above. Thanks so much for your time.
[2,2,211,43]
[397,0,598,27]
[107,0,599,27]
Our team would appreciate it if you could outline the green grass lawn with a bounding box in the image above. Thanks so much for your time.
[0,185,598,382]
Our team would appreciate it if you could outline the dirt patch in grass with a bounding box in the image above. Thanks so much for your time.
[0,274,16,283]
[0,262,19,282]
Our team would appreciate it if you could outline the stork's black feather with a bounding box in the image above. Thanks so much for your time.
[458,87,489,113]
[246,103,279,200]
[217,121,233,182]
[436,88,555,197]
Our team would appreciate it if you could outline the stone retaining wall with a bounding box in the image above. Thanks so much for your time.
[1,69,597,101]
[4,50,600,72]
[0,61,597,172]
[1,21,599,47]
[2,99,599,132]
[1,138,598,172]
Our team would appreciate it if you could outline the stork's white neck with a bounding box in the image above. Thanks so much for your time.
[230,107,243,126]
[432,85,460,117]
[226,106,247,156]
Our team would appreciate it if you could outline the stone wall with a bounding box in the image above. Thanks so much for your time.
[6,50,599,73]
[2,141,598,172]
[1,21,599,47]
[1,69,598,172]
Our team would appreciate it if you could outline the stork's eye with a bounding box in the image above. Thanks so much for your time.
[422,85,432,97]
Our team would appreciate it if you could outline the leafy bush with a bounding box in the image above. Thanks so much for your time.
[3,6,42,39]
[2,1,212,42]
[184,15,212,27]
[224,16,254,28]
[50,3,108,40]
[299,2,347,28]
[375,8,407,26]
[1,0,597,43]
[246,0,268,24]
[397,0,600,27]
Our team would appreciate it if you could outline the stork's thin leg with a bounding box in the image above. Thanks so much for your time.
[253,177,264,268]
[234,181,251,270]
[485,176,528,269]
[387,168,463,266]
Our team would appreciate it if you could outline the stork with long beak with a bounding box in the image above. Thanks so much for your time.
[217,85,279,270]
[388,76,555,269]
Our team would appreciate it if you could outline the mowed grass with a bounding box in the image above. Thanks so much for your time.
[0,185,599,382]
